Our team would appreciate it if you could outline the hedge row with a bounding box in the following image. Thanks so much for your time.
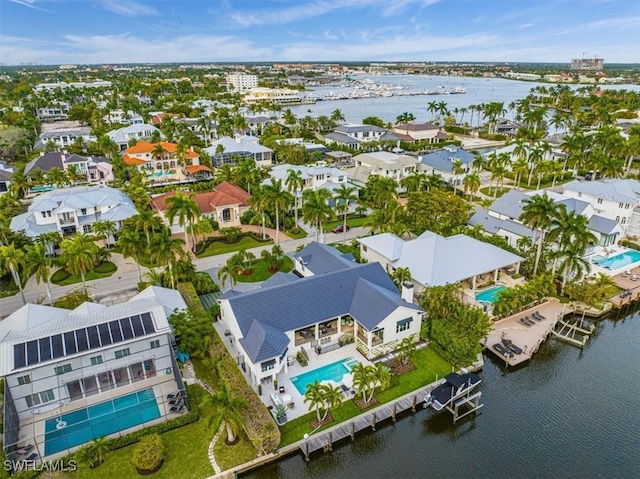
[177,282,206,314]
[619,239,640,251]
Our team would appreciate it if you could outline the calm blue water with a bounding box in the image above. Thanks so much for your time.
[592,250,640,270]
[44,388,160,456]
[475,285,507,304]
[245,308,640,479]
[289,75,640,123]
[290,357,357,395]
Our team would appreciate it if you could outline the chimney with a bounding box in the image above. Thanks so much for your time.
[401,281,414,303]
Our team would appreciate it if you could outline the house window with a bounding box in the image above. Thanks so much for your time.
[115,348,130,359]
[622,217,627,224]
[17,375,31,385]
[150,340,161,349]
[597,198,603,204]
[25,389,55,408]
[83,225,92,234]
[362,246,368,252]
[54,364,72,375]
[261,359,276,372]
[90,355,103,366]
[81,208,87,215]
[616,216,620,222]
[396,318,413,334]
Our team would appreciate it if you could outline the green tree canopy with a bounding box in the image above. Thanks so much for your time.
[406,189,471,236]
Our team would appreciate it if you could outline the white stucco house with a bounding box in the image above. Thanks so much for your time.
[106,124,164,151]
[0,286,188,464]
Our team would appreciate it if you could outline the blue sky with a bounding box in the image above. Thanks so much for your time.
[1,0,639,65]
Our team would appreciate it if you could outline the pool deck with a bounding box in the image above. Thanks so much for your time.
[482,298,566,367]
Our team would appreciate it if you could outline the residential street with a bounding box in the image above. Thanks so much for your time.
[0,227,368,318]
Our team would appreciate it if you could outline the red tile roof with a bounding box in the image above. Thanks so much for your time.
[122,154,146,166]
[151,181,251,213]
[185,165,213,174]
[126,141,198,158]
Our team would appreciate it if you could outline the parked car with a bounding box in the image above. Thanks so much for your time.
[332,224,350,234]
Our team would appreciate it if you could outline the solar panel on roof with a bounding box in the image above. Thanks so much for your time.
[39,337,52,361]
[14,343,26,369]
[120,318,134,340]
[87,326,100,348]
[76,329,89,352]
[64,331,77,355]
[141,313,155,334]
[130,315,144,336]
[26,340,39,365]
[109,321,123,343]
[51,335,64,359]
[98,323,112,346]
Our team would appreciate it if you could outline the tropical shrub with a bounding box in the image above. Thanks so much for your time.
[53,289,93,309]
[492,274,556,317]
[296,351,308,367]
[131,433,165,474]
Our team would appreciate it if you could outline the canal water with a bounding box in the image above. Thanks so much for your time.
[244,308,640,479]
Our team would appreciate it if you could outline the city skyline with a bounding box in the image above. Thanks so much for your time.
[1,0,639,65]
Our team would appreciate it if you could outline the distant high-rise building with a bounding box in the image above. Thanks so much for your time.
[226,73,258,93]
[571,57,604,71]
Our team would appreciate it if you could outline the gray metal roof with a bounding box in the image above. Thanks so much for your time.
[259,271,299,288]
[419,148,475,173]
[562,179,640,204]
[489,189,530,219]
[556,197,591,215]
[225,263,421,363]
[336,124,387,134]
[324,132,361,145]
[588,215,622,235]
[293,242,357,275]
[468,209,534,239]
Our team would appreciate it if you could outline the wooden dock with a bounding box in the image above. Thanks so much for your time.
[608,268,640,308]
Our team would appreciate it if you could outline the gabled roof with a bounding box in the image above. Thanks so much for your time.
[151,181,250,213]
[489,189,531,219]
[293,242,357,275]
[562,179,640,204]
[224,263,421,363]
[556,197,592,215]
[324,132,361,145]
[204,136,272,156]
[393,122,439,131]
[420,148,475,172]
[126,141,198,158]
[354,151,419,168]
[25,152,90,174]
[468,209,534,239]
[588,215,624,235]
[358,231,524,287]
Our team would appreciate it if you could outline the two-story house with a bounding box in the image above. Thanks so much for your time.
[324,124,387,150]
[36,102,70,122]
[174,118,217,145]
[204,136,273,168]
[0,161,14,195]
[106,124,164,152]
[347,151,419,190]
[0,286,188,464]
[103,110,144,126]
[419,147,476,186]
[10,185,137,239]
[35,128,96,150]
[123,141,212,183]
[25,152,114,184]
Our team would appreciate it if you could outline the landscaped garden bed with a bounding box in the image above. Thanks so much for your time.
[195,233,272,258]
[51,261,117,286]
[236,256,294,283]
[385,357,416,376]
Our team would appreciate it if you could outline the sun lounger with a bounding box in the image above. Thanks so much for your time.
[340,384,351,395]
[505,341,523,355]
[493,343,514,358]
[533,311,546,321]
[270,392,283,407]
[520,317,532,327]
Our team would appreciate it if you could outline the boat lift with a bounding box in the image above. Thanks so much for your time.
[425,372,483,422]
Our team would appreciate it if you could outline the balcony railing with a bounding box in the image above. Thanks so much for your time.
[58,216,75,225]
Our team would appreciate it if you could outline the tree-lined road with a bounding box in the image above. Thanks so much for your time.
[0,227,368,318]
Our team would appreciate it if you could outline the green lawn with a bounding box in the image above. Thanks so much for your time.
[284,228,308,239]
[196,236,272,258]
[213,430,257,471]
[50,262,117,286]
[71,391,214,479]
[518,176,573,190]
[278,347,451,446]
[0,275,18,298]
[237,256,294,283]
[323,215,368,232]
[479,186,511,198]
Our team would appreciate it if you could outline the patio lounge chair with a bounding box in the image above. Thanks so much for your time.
[520,317,532,327]
[533,311,546,321]
[493,343,514,358]
[340,384,351,395]
[502,339,523,355]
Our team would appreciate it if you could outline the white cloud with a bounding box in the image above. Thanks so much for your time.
[97,0,158,18]
[582,15,640,31]
[9,0,51,13]
[519,22,535,29]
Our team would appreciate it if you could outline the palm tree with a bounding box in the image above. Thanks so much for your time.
[132,209,162,248]
[59,233,100,288]
[117,230,145,282]
[301,189,333,243]
[217,263,239,290]
[395,112,416,124]
[304,380,327,423]
[463,172,481,200]
[520,194,558,276]
[149,228,184,289]
[400,170,427,193]
[0,243,27,305]
[201,382,248,445]
[397,337,417,366]
[451,159,466,188]
[47,167,68,188]
[321,384,344,421]
[249,186,268,240]
[370,177,398,209]
[37,231,62,256]
[391,266,411,289]
[165,191,200,252]
[512,157,529,190]
[552,246,591,287]
[25,243,55,305]
[334,184,357,244]
[262,178,293,245]
[91,220,117,247]
[330,109,346,124]
[285,169,305,229]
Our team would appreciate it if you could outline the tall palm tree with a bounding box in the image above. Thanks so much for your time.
[217,262,239,290]
[165,191,200,252]
[132,209,162,248]
[149,228,184,289]
[520,194,558,276]
[285,169,305,229]
[334,184,357,244]
[320,384,344,421]
[391,266,412,289]
[47,167,68,188]
[0,243,27,305]
[303,380,327,423]
[59,233,100,288]
[249,186,268,240]
[400,170,427,193]
[370,177,398,209]
[200,382,248,445]
[463,172,481,200]
[330,109,346,124]
[301,189,333,243]
[512,157,529,190]
[91,220,117,247]
[117,230,145,282]
[25,243,55,305]
[262,178,293,245]
[37,231,62,256]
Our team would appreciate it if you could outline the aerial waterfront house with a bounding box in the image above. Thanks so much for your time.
[0,286,188,463]
[347,151,419,191]
[324,123,387,150]
[123,141,212,183]
[103,110,144,126]
[392,122,447,143]
[418,146,475,186]
[205,135,273,168]
[35,127,96,150]
[151,181,251,232]
[9,185,137,238]
[25,152,114,184]
[217,244,423,385]
[106,124,164,151]
[358,231,524,292]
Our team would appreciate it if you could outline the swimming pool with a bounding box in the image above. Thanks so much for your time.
[475,285,507,304]
[44,388,160,456]
[592,250,640,270]
[290,357,359,395]
[30,185,55,193]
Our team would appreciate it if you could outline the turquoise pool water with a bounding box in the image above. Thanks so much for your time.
[290,357,358,395]
[475,285,507,304]
[30,185,55,193]
[592,250,640,270]
[44,388,160,456]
